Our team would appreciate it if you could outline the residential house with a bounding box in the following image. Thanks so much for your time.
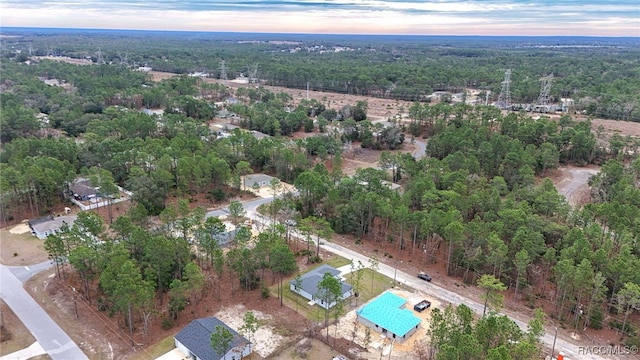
[28,215,77,239]
[175,317,252,360]
[70,178,97,201]
[356,291,421,343]
[289,264,353,309]
[250,130,270,140]
[244,174,276,189]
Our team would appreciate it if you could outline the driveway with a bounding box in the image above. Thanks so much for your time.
[0,262,88,360]
[555,166,599,206]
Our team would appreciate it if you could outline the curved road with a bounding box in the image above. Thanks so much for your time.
[0,261,89,360]
[556,167,599,206]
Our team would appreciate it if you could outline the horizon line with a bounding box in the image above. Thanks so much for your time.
[2,26,639,39]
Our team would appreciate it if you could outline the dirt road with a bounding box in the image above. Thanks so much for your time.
[554,166,600,207]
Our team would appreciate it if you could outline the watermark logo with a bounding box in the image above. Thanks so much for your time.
[578,345,639,356]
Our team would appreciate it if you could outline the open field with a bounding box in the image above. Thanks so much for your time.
[0,225,49,266]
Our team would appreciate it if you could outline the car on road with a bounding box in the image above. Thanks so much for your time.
[417,272,432,281]
[414,300,431,312]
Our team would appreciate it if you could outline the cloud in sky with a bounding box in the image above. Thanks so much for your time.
[2,0,639,36]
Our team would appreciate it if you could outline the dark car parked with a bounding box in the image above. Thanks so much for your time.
[414,300,431,312]
[417,272,432,281]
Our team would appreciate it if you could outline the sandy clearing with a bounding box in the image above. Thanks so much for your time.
[214,304,287,358]
[9,223,31,235]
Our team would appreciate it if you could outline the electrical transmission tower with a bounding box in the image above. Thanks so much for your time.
[496,69,511,109]
[219,60,228,80]
[118,52,128,67]
[247,64,259,84]
[96,48,105,65]
[537,74,554,107]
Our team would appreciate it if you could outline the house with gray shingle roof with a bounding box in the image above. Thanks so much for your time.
[289,264,352,309]
[28,215,77,239]
[174,317,252,360]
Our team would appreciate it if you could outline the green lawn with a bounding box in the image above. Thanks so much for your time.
[318,254,352,269]
[274,267,394,323]
[128,335,175,360]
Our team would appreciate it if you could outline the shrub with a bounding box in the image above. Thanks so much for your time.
[162,318,174,330]
[261,285,270,299]
[589,308,604,329]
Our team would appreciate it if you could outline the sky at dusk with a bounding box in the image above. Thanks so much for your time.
[2,0,639,36]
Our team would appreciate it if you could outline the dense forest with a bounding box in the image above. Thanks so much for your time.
[2,28,640,121]
[1,29,639,358]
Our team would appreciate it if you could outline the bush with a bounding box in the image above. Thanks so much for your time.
[589,308,604,329]
[309,255,322,264]
[208,188,227,202]
[162,318,174,330]
[623,335,639,349]
[261,285,270,299]
[298,249,312,257]
[609,320,635,336]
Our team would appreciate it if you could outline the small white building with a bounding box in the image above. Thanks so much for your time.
[244,174,276,189]
[289,264,353,309]
[174,317,252,360]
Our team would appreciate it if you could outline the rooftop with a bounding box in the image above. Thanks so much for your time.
[175,317,248,360]
[290,264,352,297]
[357,291,421,337]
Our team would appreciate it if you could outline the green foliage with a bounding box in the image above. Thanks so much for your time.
[428,304,544,360]
[478,274,507,315]
[210,325,234,358]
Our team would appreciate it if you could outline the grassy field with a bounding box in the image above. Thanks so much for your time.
[0,227,49,265]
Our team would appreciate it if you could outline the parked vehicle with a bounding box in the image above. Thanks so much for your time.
[417,272,432,281]
[414,300,431,312]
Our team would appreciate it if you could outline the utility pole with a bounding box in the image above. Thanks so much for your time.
[219,60,228,80]
[551,326,558,360]
[537,74,554,111]
[496,69,511,109]
[72,287,78,319]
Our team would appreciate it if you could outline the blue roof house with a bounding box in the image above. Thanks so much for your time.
[289,264,353,310]
[174,317,252,360]
[356,291,421,343]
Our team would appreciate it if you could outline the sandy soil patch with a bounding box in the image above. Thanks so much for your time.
[214,304,287,358]
[246,182,297,199]
[9,223,31,235]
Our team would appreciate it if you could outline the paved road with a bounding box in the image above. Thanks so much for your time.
[0,262,89,360]
[210,194,609,360]
[318,238,608,360]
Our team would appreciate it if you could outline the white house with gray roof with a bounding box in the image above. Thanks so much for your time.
[28,215,77,239]
[174,317,252,360]
[289,264,353,309]
[243,174,276,189]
